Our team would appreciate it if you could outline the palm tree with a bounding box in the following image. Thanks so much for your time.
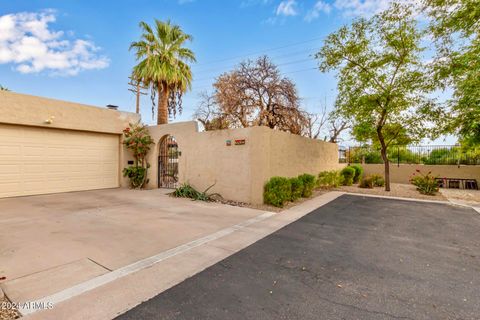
[0,85,9,91]
[130,20,196,125]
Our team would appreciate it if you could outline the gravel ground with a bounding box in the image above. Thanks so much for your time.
[205,189,330,213]
[0,297,20,320]
[336,182,447,201]
[177,183,451,212]
[440,188,480,206]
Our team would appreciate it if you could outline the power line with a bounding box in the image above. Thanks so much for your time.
[189,66,319,93]
[193,47,320,75]
[277,58,315,67]
[282,67,318,75]
[195,35,325,66]
[193,57,316,83]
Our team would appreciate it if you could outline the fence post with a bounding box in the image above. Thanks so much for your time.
[397,146,400,167]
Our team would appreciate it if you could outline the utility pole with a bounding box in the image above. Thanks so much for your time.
[128,77,147,114]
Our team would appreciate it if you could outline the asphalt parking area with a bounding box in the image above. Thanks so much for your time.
[118,194,480,320]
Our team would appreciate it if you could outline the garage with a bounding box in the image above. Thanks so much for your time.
[0,124,120,198]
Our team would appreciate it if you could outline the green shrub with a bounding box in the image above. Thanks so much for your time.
[370,174,385,187]
[264,177,292,207]
[359,175,374,188]
[410,170,439,195]
[340,166,356,186]
[350,164,364,183]
[123,165,149,189]
[298,174,316,197]
[172,183,220,201]
[289,178,304,201]
[317,170,344,188]
[122,122,154,189]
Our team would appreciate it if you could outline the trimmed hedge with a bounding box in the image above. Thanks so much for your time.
[371,174,385,187]
[350,164,364,183]
[340,166,356,186]
[298,173,316,197]
[359,175,374,188]
[290,177,304,201]
[264,173,317,207]
[264,177,292,207]
[318,170,344,188]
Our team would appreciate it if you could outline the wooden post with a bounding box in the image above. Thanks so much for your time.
[128,77,147,114]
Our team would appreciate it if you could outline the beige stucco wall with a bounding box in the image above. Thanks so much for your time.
[249,127,343,203]
[266,127,344,176]
[361,164,480,184]
[0,91,139,134]
[0,92,340,202]
[1,91,140,189]
[144,122,255,203]
[142,123,340,204]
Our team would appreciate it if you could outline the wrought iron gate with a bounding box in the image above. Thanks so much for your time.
[158,135,179,188]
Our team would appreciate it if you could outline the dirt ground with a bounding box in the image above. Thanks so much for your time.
[335,183,447,201]
[440,188,480,207]
[222,183,449,213]
[216,189,330,213]
[0,297,20,320]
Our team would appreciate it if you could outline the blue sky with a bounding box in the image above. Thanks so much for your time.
[0,0,456,143]
[0,1,383,120]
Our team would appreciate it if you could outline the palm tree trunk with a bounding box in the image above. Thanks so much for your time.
[157,82,170,125]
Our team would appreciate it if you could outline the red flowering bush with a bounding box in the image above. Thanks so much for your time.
[123,122,154,189]
[410,169,439,195]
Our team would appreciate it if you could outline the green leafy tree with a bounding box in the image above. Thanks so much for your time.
[425,0,480,146]
[130,20,196,125]
[315,4,438,191]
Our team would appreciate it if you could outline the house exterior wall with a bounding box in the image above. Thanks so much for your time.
[0,91,139,134]
[0,91,139,195]
[361,164,480,184]
[144,122,340,204]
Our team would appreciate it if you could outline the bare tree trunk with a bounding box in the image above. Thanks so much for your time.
[157,82,169,125]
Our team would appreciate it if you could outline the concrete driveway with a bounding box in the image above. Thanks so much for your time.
[0,188,265,306]
[118,195,480,320]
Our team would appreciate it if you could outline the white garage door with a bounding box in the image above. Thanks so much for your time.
[0,124,120,198]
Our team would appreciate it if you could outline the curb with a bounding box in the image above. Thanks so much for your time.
[446,199,480,214]
[343,192,452,205]
[344,192,480,213]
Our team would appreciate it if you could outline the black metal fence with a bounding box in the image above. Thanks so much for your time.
[339,145,480,166]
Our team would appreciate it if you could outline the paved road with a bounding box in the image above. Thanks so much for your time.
[117,195,480,320]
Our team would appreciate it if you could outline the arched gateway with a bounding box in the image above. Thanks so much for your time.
[158,135,179,188]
